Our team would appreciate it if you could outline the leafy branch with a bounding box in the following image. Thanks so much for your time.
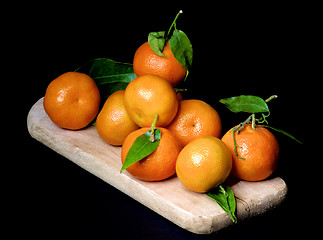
[220,95,302,160]
[148,10,193,72]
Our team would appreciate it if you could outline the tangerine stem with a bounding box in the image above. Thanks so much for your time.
[232,125,245,160]
[265,95,278,103]
[166,10,183,37]
[149,115,159,142]
[251,114,256,129]
[237,115,252,134]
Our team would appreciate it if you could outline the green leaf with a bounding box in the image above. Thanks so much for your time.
[205,184,237,223]
[75,58,137,99]
[120,129,161,172]
[148,31,166,57]
[259,125,303,144]
[169,29,193,71]
[219,95,269,113]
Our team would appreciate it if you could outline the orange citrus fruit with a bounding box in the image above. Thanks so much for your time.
[121,127,182,181]
[221,124,279,181]
[167,99,222,147]
[133,41,187,87]
[124,74,178,127]
[43,72,100,130]
[96,90,139,146]
[176,136,232,193]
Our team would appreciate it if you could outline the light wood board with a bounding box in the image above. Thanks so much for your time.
[27,98,287,234]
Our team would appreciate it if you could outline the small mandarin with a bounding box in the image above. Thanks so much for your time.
[121,127,182,181]
[167,99,222,147]
[43,72,100,130]
[96,90,139,146]
[221,124,279,181]
[133,41,187,87]
[176,136,232,193]
[124,74,178,127]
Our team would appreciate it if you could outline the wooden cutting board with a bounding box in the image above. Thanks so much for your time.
[27,98,287,234]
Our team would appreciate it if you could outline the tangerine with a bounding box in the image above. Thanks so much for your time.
[176,136,232,193]
[96,90,139,146]
[43,72,100,130]
[167,99,222,147]
[133,41,187,87]
[121,127,182,181]
[124,74,178,127]
[221,124,279,181]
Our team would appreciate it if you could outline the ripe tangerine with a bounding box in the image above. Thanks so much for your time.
[167,99,222,147]
[176,136,232,193]
[133,41,187,87]
[221,124,279,181]
[121,127,182,181]
[43,72,100,130]
[124,74,178,127]
[96,90,139,146]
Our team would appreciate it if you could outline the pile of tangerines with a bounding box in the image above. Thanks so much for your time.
[43,37,279,194]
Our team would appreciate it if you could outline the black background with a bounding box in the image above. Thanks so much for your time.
[11,2,315,239]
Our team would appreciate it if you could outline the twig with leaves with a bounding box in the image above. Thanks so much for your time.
[220,95,302,160]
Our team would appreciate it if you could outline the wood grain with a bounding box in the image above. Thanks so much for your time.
[27,98,287,234]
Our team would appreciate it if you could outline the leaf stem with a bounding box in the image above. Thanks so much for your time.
[149,115,159,142]
[166,10,183,37]
[237,115,252,133]
[265,95,278,103]
[251,113,256,129]
[232,124,245,160]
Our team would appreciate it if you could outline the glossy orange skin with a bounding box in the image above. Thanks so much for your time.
[121,127,182,181]
[221,124,279,181]
[43,72,100,130]
[124,74,178,127]
[133,41,187,87]
[176,136,232,193]
[96,90,139,146]
[167,99,222,147]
